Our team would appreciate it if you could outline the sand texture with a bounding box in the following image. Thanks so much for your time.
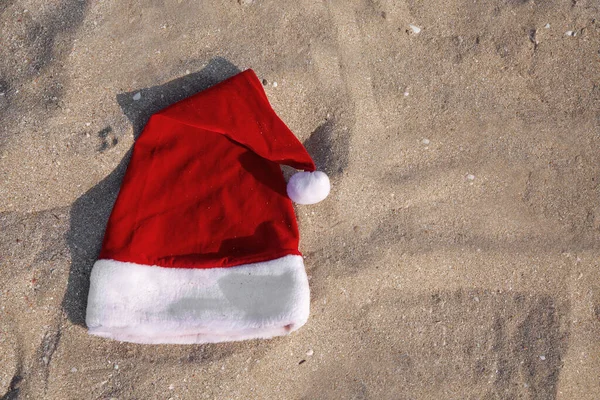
[1,0,600,399]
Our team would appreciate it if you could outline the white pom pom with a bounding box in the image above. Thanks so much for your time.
[287,171,330,204]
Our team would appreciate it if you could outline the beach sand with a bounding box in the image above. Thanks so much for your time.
[1,0,600,398]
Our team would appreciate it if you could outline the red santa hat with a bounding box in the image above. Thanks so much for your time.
[85,69,329,344]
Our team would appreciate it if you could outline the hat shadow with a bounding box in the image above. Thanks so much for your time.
[62,58,243,327]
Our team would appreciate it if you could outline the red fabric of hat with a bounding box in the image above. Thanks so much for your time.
[100,69,315,269]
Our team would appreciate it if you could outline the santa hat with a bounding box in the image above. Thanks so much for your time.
[85,69,330,344]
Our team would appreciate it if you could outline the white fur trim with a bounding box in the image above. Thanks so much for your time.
[85,255,310,344]
[287,171,330,204]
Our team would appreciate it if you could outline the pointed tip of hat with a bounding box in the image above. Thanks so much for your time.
[287,171,330,205]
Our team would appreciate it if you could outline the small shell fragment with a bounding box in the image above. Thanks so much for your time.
[409,24,421,34]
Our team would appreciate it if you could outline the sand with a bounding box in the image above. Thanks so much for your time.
[1,0,600,399]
